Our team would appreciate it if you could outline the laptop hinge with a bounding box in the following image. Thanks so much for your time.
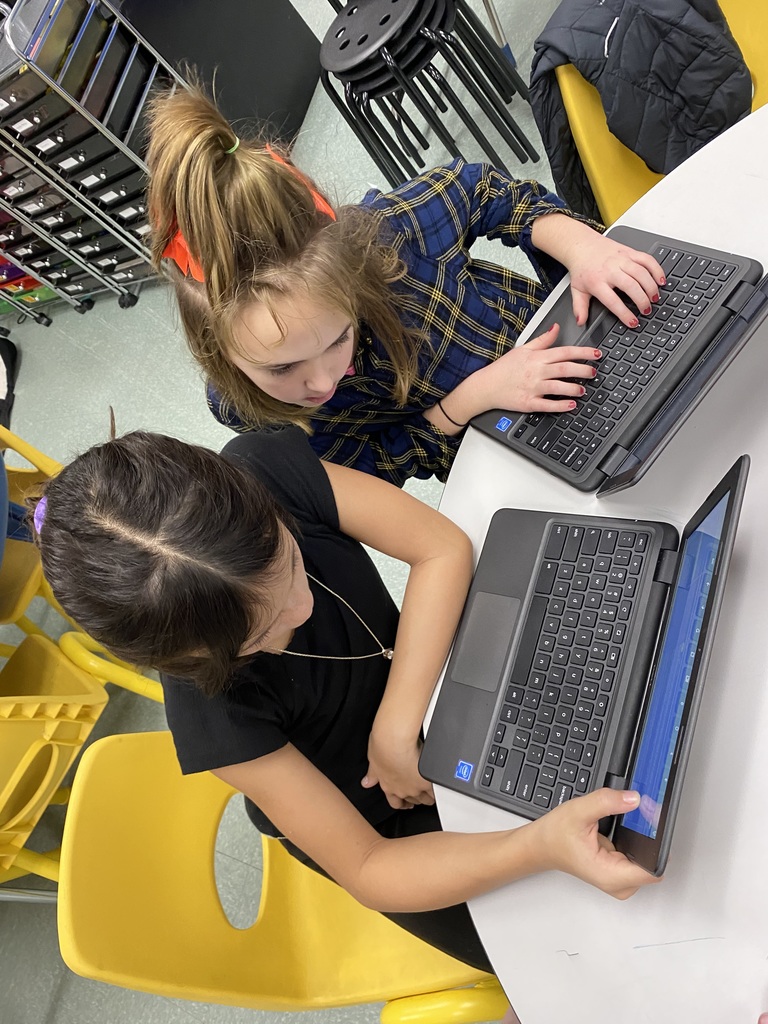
[722,280,755,315]
[598,444,630,477]
[654,548,678,585]
[734,286,768,323]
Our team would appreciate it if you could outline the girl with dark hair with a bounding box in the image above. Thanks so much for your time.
[35,426,657,1015]
[147,83,665,486]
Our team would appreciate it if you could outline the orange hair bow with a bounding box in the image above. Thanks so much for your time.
[161,145,336,282]
[162,224,205,283]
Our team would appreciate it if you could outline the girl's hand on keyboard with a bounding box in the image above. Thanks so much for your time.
[528,787,662,899]
[530,214,665,328]
[447,323,601,418]
[564,231,665,328]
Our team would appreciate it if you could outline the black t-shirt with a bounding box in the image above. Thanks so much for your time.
[162,427,399,835]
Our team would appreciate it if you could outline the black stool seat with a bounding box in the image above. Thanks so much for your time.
[321,0,422,73]
[319,0,539,188]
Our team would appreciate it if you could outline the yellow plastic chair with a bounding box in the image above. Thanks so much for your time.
[59,631,163,704]
[0,425,162,703]
[554,1,768,225]
[58,731,508,1023]
[0,634,108,886]
[0,424,63,639]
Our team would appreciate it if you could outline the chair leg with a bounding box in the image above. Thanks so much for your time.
[377,99,426,170]
[420,64,510,174]
[455,0,531,103]
[16,614,51,640]
[417,70,450,115]
[380,47,465,163]
[10,846,60,882]
[357,92,420,179]
[320,70,404,187]
[386,92,431,152]
[344,89,410,186]
[454,2,515,104]
[436,29,535,162]
[428,29,539,163]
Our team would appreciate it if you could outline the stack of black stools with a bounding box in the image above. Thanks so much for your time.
[0,0,184,320]
[320,0,539,188]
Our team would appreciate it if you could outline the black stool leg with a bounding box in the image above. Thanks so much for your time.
[417,70,450,115]
[380,47,465,163]
[454,4,515,103]
[420,63,510,174]
[387,92,431,152]
[359,92,420,179]
[450,31,540,161]
[455,0,531,103]
[376,98,423,167]
[320,70,404,187]
[348,85,416,182]
[428,29,539,163]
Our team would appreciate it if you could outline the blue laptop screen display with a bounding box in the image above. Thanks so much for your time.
[622,493,729,839]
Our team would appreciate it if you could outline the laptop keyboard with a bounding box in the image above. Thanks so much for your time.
[481,521,649,810]
[510,244,740,474]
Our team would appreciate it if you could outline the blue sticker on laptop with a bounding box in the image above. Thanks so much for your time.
[455,760,474,781]
[495,416,513,433]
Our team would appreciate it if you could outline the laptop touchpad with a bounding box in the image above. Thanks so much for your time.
[450,592,520,692]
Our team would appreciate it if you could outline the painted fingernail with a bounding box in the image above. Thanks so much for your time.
[629,317,639,328]
[659,275,666,286]
[642,307,651,315]
[593,349,602,359]
[591,367,597,377]
[569,401,577,409]
[652,294,660,303]
[579,386,586,396]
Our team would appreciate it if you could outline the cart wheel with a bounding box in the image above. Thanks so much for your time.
[118,292,139,309]
[35,315,53,327]
[75,299,95,314]
[0,326,9,337]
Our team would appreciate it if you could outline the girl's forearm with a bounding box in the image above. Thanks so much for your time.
[353,823,539,912]
[374,537,474,740]
[530,210,596,265]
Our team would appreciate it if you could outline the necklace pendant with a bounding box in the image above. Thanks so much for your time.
[383,648,394,660]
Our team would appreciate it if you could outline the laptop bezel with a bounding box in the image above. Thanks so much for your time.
[612,455,750,876]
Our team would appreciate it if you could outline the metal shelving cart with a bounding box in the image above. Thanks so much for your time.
[0,0,187,323]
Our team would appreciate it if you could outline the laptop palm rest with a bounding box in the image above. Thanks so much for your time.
[451,593,521,691]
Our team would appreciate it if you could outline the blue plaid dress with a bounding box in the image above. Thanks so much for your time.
[209,159,594,486]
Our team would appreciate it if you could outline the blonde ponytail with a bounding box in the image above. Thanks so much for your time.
[147,77,426,420]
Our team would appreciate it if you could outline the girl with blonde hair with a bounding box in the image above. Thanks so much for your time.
[148,83,664,485]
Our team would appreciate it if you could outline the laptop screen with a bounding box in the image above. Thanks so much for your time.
[620,492,729,840]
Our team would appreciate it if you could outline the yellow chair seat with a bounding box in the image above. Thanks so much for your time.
[554,1,767,225]
[58,731,507,1022]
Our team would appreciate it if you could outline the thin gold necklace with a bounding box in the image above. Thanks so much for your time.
[267,572,394,661]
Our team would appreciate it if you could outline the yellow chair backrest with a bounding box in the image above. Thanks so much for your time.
[555,1,767,225]
[59,731,506,1022]
[0,423,62,504]
[0,635,108,882]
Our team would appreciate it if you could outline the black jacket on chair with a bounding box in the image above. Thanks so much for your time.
[529,0,752,220]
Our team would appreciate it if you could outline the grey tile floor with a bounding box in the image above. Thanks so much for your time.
[0,1,560,1021]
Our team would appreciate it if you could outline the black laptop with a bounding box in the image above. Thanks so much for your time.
[472,226,767,494]
[420,457,749,875]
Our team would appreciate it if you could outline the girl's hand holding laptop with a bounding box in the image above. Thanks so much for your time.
[527,787,661,899]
